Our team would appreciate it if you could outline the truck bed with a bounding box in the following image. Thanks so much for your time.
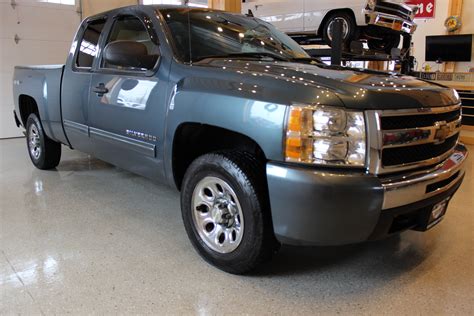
[13,64,68,145]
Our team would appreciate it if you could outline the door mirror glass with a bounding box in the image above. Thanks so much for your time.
[104,40,159,70]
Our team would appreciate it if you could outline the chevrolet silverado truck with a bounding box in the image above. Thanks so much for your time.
[13,5,467,274]
[242,0,418,52]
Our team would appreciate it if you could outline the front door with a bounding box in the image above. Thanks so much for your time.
[88,13,169,181]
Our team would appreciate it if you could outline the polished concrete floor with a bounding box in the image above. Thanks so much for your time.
[1,138,473,315]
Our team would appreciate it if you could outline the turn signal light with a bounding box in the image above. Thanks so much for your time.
[285,106,314,162]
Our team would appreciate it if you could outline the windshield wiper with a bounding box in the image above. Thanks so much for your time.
[194,52,290,62]
[289,57,324,64]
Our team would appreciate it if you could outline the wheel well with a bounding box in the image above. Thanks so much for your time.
[317,9,356,36]
[18,95,39,127]
[172,123,267,190]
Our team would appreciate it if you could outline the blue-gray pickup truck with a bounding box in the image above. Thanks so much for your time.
[13,5,468,274]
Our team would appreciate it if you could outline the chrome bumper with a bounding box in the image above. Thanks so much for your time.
[366,11,417,34]
[381,143,468,210]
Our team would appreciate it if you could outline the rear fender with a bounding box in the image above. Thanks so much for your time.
[13,66,66,143]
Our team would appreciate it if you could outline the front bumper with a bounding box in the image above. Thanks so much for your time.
[365,11,417,34]
[266,144,468,246]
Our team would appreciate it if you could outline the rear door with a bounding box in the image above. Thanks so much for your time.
[62,17,107,152]
[88,11,169,181]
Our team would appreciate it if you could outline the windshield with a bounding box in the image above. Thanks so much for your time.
[160,8,309,63]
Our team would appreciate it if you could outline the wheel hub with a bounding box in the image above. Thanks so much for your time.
[28,124,41,160]
[327,18,350,42]
[212,198,235,226]
[191,177,244,254]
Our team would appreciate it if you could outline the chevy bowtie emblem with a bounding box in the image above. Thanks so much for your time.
[434,121,450,143]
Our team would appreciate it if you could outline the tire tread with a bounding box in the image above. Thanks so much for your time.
[26,114,61,170]
[181,150,279,274]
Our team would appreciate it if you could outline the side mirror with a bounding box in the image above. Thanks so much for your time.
[103,40,158,70]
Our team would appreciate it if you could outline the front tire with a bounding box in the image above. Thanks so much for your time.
[180,151,278,274]
[26,113,61,170]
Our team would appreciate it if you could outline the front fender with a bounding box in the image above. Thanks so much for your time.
[164,90,287,185]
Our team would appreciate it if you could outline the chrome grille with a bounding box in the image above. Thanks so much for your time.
[366,104,462,174]
[380,108,461,129]
[457,90,474,126]
[382,133,459,166]
[375,2,413,21]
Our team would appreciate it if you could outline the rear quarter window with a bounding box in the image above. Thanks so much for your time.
[76,19,107,68]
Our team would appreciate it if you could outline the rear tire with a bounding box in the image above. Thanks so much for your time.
[26,113,61,170]
[322,12,356,47]
[180,151,279,274]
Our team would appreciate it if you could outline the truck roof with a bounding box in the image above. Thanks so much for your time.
[85,5,225,21]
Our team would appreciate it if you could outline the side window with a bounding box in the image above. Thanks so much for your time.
[76,19,106,68]
[102,16,159,71]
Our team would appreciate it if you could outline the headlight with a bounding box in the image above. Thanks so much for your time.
[453,89,460,103]
[313,107,346,132]
[367,0,377,10]
[285,105,367,167]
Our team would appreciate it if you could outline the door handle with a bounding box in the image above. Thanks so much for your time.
[93,83,109,96]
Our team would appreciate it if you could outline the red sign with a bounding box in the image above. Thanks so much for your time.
[406,0,436,19]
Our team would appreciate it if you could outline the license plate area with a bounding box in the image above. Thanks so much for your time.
[414,197,451,231]
[426,198,449,229]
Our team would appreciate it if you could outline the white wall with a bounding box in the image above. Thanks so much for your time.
[456,0,474,72]
[411,0,474,72]
[0,0,80,138]
[410,0,449,71]
[81,0,137,18]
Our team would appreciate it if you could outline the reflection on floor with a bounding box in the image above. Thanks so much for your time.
[1,138,473,314]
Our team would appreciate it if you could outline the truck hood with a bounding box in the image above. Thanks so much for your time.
[195,59,459,110]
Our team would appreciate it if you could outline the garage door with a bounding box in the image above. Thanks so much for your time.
[0,0,80,139]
